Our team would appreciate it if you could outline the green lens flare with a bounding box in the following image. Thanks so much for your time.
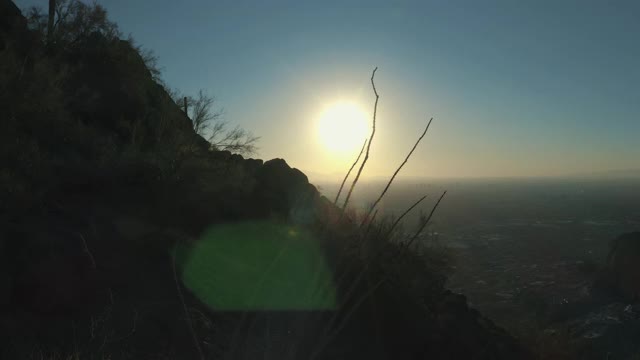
[178,221,336,311]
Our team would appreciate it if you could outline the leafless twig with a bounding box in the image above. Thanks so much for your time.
[384,194,427,238]
[334,139,367,205]
[340,67,379,213]
[361,117,433,225]
[404,190,447,249]
[362,208,379,238]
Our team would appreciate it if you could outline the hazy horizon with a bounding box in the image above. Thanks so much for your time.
[307,167,640,184]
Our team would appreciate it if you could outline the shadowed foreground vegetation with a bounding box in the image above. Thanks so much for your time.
[1,1,530,358]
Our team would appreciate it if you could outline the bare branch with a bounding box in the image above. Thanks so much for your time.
[341,67,379,213]
[361,208,379,239]
[136,45,163,82]
[334,138,367,205]
[384,194,427,238]
[362,117,433,225]
[29,0,121,47]
[208,121,226,142]
[180,90,259,156]
[405,190,447,249]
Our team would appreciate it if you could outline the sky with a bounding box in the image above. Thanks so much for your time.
[17,0,640,180]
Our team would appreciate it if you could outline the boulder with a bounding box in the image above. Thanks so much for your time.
[244,157,263,175]
[254,158,320,223]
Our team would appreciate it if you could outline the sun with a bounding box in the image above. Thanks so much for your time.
[317,102,369,153]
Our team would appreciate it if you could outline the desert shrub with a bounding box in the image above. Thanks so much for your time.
[173,89,260,156]
[317,66,452,330]
[326,210,454,307]
[25,0,120,49]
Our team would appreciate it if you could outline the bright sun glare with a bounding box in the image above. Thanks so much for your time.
[318,102,369,153]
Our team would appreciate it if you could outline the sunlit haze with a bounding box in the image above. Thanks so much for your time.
[317,101,369,154]
[17,0,640,181]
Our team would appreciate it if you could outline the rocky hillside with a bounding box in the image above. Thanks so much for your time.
[0,1,529,358]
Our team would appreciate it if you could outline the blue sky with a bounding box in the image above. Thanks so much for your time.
[17,0,640,179]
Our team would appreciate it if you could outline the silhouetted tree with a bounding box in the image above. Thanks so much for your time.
[179,90,260,156]
[26,0,120,48]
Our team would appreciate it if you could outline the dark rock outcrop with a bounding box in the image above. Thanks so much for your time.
[254,158,322,223]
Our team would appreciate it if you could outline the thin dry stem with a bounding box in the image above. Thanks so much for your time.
[405,190,447,249]
[334,138,367,205]
[341,67,379,213]
[361,117,433,225]
[362,208,379,238]
[384,194,427,238]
